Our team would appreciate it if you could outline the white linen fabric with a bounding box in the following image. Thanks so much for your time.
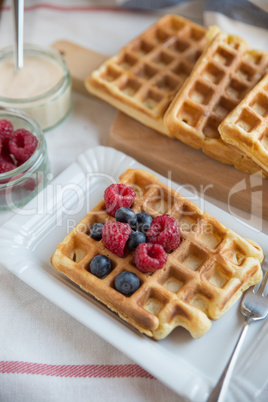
[0,1,267,401]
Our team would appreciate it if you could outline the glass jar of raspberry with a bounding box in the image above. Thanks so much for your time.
[0,107,50,210]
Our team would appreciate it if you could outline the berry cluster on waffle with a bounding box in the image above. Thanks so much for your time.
[219,73,268,175]
[51,169,263,340]
[85,14,207,136]
[164,27,268,174]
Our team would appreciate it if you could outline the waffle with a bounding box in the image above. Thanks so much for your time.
[51,169,263,340]
[85,14,207,136]
[219,73,268,175]
[164,27,268,174]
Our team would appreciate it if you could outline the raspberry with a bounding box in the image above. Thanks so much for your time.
[104,184,136,217]
[102,221,132,257]
[135,243,167,273]
[146,214,181,252]
[1,148,14,164]
[0,119,13,149]
[8,129,38,164]
[0,158,16,174]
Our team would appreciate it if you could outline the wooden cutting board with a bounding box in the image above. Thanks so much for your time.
[52,40,268,220]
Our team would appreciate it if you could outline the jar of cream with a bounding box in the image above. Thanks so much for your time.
[0,44,72,131]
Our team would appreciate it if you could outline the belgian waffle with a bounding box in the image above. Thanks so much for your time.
[85,14,207,136]
[51,169,263,340]
[219,73,268,175]
[164,27,268,174]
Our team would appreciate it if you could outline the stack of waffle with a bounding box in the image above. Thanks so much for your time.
[51,169,263,340]
[85,14,268,175]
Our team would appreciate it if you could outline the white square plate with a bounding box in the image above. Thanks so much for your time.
[0,146,267,402]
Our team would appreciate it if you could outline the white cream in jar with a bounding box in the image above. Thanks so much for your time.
[0,56,63,99]
[0,45,72,131]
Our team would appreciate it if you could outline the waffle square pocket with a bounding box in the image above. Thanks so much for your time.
[51,169,263,340]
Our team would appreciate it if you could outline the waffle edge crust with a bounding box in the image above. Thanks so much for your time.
[51,169,263,340]
[219,73,268,175]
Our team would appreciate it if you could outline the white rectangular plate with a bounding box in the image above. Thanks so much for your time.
[0,146,267,402]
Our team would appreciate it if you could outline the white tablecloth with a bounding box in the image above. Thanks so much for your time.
[0,2,268,401]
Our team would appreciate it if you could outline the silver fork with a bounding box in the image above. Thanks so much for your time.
[207,257,268,402]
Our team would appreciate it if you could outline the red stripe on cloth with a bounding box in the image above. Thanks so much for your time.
[2,4,135,13]
[0,361,154,379]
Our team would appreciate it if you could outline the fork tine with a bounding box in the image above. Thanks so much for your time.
[254,255,268,295]
[258,268,268,295]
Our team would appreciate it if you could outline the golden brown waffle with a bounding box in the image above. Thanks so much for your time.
[51,169,263,340]
[219,73,268,175]
[85,14,207,136]
[164,27,268,174]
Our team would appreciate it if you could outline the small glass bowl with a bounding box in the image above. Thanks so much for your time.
[0,44,72,131]
[0,108,50,210]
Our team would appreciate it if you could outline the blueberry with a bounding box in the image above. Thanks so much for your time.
[90,223,104,241]
[136,212,153,234]
[114,271,140,296]
[89,255,112,278]
[126,231,146,251]
[115,207,137,229]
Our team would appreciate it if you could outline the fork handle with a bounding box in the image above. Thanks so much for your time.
[207,319,251,402]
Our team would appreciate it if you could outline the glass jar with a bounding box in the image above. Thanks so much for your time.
[0,44,72,131]
[0,108,50,210]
